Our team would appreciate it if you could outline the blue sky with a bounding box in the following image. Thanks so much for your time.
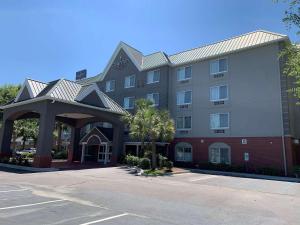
[0,0,298,85]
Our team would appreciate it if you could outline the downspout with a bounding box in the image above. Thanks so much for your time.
[278,43,288,176]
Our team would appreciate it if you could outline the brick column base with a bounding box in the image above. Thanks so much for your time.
[32,155,52,168]
[67,149,74,164]
[0,152,12,158]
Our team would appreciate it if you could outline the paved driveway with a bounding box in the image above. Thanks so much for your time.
[0,166,299,225]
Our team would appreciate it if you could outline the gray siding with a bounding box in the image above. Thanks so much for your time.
[97,49,169,112]
[169,43,284,138]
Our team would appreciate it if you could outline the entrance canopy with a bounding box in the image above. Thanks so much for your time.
[0,78,127,168]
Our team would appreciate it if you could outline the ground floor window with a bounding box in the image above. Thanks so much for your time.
[175,142,192,162]
[209,143,231,164]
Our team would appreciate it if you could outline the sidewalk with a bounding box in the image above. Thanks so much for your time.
[171,167,300,183]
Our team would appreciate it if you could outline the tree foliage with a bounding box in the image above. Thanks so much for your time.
[123,99,175,168]
[277,0,300,100]
[0,84,39,149]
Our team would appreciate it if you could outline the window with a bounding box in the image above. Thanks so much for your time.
[124,75,135,88]
[105,80,115,92]
[210,85,228,101]
[175,143,192,162]
[176,116,192,130]
[210,58,228,75]
[123,97,135,109]
[176,90,192,105]
[210,113,229,129]
[147,70,160,84]
[177,66,192,81]
[147,93,159,106]
[209,144,230,164]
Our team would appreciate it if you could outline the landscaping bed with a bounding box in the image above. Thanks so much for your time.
[124,154,174,177]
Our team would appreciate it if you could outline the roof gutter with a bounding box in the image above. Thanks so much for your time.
[0,96,127,116]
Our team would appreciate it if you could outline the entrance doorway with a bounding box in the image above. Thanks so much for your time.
[98,144,112,163]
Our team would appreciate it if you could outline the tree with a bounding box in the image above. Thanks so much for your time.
[123,99,153,154]
[123,99,175,168]
[0,84,39,150]
[0,84,20,122]
[277,0,300,100]
[14,119,39,150]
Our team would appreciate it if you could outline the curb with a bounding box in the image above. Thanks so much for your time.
[189,169,300,183]
[0,163,59,172]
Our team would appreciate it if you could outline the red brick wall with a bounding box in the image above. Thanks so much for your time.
[170,136,295,174]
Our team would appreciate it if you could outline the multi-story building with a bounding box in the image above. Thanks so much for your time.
[1,30,299,174]
[77,30,300,175]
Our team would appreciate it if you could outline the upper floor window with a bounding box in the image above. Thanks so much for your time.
[210,113,229,129]
[210,58,228,75]
[176,116,192,130]
[147,93,159,106]
[105,80,115,92]
[147,70,160,84]
[176,90,192,105]
[123,96,135,109]
[210,85,228,101]
[124,75,135,88]
[175,142,193,162]
[177,66,192,81]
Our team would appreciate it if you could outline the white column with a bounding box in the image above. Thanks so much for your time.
[136,144,139,157]
[81,143,86,164]
[104,143,108,165]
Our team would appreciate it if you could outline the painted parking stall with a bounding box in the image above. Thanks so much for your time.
[0,184,152,225]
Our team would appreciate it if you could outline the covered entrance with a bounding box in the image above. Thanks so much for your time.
[80,127,112,164]
[0,79,126,168]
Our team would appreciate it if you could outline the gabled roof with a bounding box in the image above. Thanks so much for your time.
[80,127,111,144]
[14,79,47,102]
[9,78,126,115]
[78,30,288,84]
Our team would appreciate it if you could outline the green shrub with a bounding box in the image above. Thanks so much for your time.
[293,165,300,177]
[125,155,140,167]
[158,154,168,168]
[165,160,174,171]
[22,152,35,159]
[139,158,151,170]
[9,157,17,164]
[256,167,281,176]
[53,150,68,159]
[143,169,164,176]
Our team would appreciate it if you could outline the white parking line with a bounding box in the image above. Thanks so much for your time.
[189,175,217,182]
[0,188,29,193]
[0,199,66,210]
[79,213,129,225]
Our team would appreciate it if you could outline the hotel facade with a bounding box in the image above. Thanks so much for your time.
[1,30,299,175]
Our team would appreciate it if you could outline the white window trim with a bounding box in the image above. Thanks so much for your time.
[210,58,228,75]
[209,84,229,102]
[105,80,115,92]
[175,143,193,162]
[146,69,160,84]
[210,112,230,130]
[124,75,135,88]
[176,90,192,106]
[146,93,159,106]
[176,116,192,131]
[123,96,135,109]
[177,65,192,81]
[209,147,231,165]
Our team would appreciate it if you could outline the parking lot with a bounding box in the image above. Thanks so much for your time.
[0,167,300,225]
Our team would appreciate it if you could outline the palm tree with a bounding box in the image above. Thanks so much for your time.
[123,99,175,169]
[123,99,152,154]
